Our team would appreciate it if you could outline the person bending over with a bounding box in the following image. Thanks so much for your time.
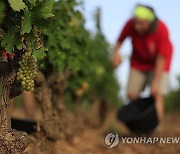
[113,4,173,121]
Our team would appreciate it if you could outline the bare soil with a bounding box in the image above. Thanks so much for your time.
[22,110,180,154]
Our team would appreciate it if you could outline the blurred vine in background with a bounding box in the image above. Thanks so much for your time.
[165,75,180,112]
[40,0,121,109]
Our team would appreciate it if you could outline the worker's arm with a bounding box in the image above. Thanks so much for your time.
[151,24,171,95]
[113,41,123,67]
[112,20,132,68]
[151,55,165,95]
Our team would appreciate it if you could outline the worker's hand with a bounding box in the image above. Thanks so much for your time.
[151,80,159,96]
[112,52,123,68]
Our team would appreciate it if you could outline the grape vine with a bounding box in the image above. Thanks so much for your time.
[0,0,54,153]
[0,0,121,152]
[41,0,120,106]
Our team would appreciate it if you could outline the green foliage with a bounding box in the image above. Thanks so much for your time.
[32,0,54,19]
[40,0,121,106]
[28,0,36,6]
[8,0,26,12]
[0,0,54,55]
[165,89,180,112]
[0,0,54,94]
[42,0,87,72]
[165,76,180,112]
[33,47,47,60]
[30,0,54,29]
[0,0,121,106]
[74,33,120,105]
[21,8,32,34]
[1,30,22,53]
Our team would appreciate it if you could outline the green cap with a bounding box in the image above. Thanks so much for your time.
[134,6,155,21]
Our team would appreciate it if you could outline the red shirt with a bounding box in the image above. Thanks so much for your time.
[118,19,173,72]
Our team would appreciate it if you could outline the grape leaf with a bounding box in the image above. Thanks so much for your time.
[32,18,51,29]
[8,0,26,12]
[16,37,23,50]
[33,47,46,60]
[32,0,54,19]
[21,8,32,34]
[31,0,54,29]
[1,31,22,53]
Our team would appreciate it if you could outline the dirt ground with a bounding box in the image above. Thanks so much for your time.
[21,110,180,154]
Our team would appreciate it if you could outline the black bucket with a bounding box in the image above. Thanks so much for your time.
[117,96,159,134]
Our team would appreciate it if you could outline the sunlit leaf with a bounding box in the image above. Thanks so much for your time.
[8,0,26,11]
[33,47,47,60]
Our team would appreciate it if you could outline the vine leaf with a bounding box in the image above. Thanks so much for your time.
[32,0,54,19]
[21,8,32,34]
[8,0,26,12]
[33,47,47,60]
[31,0,54,29]
[1,31,22,53]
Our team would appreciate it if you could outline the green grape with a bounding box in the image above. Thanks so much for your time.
[19,74,24,79]
[21,81,26,86]
[17,50,37,92]
[30,80,34,84]
[26,79,30,83]
[27,86,31,90]
[19,61,22,65]
[22,59,25,63]
[25,73,29,77]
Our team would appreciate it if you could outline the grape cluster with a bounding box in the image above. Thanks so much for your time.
[17,51,37,92]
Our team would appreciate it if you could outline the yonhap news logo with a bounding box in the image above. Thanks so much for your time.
[121,137,180,144]
[105,133,180,148]
[105,132,119,148]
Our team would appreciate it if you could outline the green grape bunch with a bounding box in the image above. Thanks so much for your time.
[17,51,37,92]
